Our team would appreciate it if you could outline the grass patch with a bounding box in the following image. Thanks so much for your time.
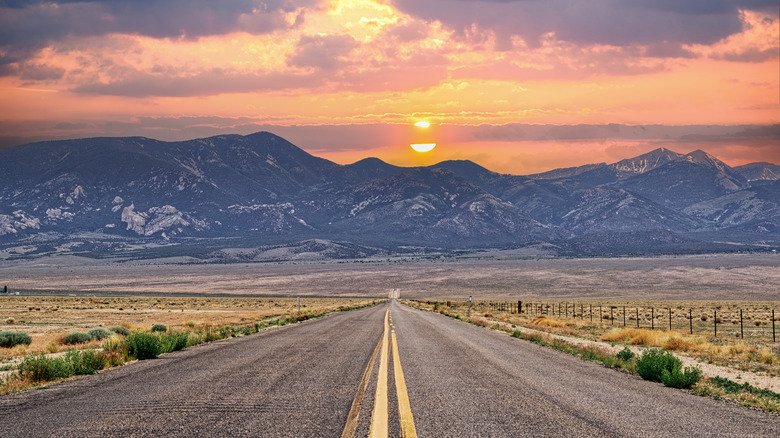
[2,300,381,396]
[65,349,107,375]
[160,330,189,353]
[17,354,71,382]
[694,376,780,412]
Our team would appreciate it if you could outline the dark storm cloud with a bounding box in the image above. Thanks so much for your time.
[391,0,778,48]
[0,0,319,69]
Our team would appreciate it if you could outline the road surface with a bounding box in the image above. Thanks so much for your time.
[1,300,778,437]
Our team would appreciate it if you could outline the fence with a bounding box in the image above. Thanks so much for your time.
[422,299,779,342]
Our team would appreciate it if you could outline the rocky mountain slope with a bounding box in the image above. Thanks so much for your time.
[1,132,778,259]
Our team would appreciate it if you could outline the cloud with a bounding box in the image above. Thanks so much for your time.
[0,0,319,68]
[288,34,358,71]
[18,62,65,81]
[390,0,777,48]
[713,47,780,62]
[71,68,322,97]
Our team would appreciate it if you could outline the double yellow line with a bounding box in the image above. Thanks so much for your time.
[342,308,417,438]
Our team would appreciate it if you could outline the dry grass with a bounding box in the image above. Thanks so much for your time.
[409,298,780,376]
[531,316,571,328]
[759,347,777,365]
[600,328,713,354]
[0,296,374,361]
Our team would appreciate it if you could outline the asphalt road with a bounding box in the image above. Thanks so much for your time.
[1,300,779,437]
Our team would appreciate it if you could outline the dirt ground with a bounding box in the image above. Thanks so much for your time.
[0,253,778,300]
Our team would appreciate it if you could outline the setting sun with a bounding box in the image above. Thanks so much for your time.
[414,121,431,128]
[410,143,436,152]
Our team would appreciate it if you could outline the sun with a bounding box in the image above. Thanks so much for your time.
[411,121,435,152]
[410,143,436,152]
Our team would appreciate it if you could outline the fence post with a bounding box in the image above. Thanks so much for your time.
[689,306,692,335]
[651,305,654,330]
[714,306,717,337]
[740,303,744,339]
[298,296,300,313]
[636,306,639,328]
[669,306,672,332]
[623,305,626,327]
[590,304,593,322]
[468,296,472,318]
[773,304,776,343]
[600,304,602,322]
[519,300,522,314]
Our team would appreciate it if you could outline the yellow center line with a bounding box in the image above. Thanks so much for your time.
[345,306,418,438]
[392,329,418,438]
[341,333,383,438]
[369,308,390,437]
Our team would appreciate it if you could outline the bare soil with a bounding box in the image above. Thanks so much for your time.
[1,253,778,300]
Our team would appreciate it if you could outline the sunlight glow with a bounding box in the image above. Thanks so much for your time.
[410,143,436,152]
[414,121,430,128]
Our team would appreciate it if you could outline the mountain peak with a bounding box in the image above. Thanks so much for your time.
[609,147,682,176]
[683,149,728,169]
[429,160,495,179]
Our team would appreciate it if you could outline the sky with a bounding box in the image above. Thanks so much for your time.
[0,0,778,175]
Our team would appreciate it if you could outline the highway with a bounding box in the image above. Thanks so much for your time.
[1,300,778,437]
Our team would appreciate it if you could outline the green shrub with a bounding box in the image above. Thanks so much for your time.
[108,326,131,336]
[637,348,681,382]
[160,330,189,353]
[64,332,92,345]
[18,354,71,382]
[66,349,107,375]
[661,365,702,389]
[151,324,167,333]
[636,348,701,388]
[0,331,32,348]
[127,332,161,360]
[88,328,113,340]
[219,326,233,338]
[616,346,635,362]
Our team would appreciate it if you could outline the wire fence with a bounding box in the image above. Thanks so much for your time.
[419,299,779,342]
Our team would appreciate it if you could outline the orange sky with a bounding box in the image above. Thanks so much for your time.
[0,0,778,174]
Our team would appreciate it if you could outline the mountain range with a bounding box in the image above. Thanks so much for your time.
[1,132,778,260]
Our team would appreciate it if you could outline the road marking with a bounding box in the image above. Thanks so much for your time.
[341,333,383,438]
[345,307,418,438]
[369,308,391,437]
[392,329,418,438]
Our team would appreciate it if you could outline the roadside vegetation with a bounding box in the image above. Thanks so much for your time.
[404,299,780,413]
[1,299,379,395]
